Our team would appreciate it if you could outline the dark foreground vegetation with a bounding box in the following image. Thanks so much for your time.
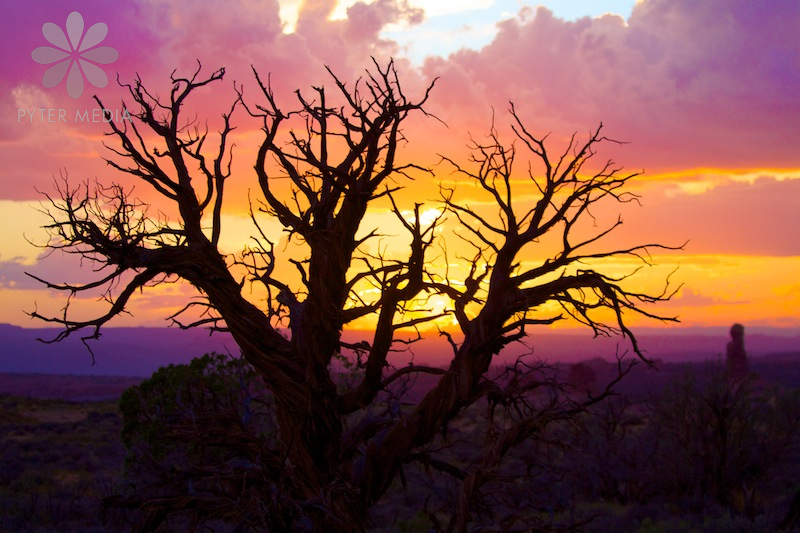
[0,395,125,532]
[1,353,799,532]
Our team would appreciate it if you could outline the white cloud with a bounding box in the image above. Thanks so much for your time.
[405,0,495,18]
[278,0,303,32]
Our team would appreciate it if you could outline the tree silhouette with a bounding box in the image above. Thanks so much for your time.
[29,60,680,530]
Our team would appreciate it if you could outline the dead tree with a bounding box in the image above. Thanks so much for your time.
[29,60,680,530]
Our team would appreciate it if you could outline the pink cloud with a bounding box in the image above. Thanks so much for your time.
[2,0,425,103]
[1,0,426,200]
[2,0,798,202]
[422,0,800,171]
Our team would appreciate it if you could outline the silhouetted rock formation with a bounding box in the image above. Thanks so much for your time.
[726,323,748,381]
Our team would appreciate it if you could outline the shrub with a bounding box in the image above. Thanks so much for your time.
[113,353,285,529]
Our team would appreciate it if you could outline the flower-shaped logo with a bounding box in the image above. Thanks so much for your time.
[31,12,119,99]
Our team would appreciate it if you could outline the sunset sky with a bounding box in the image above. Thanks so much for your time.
[0,0,798,333]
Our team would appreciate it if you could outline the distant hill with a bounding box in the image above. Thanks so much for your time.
[0,326,797,402]
[0,323,798,377]
[0,323,237,376]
